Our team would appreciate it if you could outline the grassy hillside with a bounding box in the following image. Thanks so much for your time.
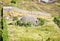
[0,0,60,16]
[0,0,60,41]
[6,18,60,41]
[3,18,9,41]
[10,0,60,16]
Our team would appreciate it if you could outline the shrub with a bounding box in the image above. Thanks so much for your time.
[16,20,31,27]
[11,0,16,4]
[17,20,23,26]
[38,18,45,26]
[53,16,60,28]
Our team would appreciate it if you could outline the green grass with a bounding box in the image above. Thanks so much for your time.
[3,18,9,41]
[2,17,60,41]
[53,16,60,28]
[0,0,60,41]
[3,15,60,41]
[7,22,60,41]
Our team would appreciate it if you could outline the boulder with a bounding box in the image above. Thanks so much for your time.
[0,2,3,4]
[20,15,39,26]
[39,0,55,3]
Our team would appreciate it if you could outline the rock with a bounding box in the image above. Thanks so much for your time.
[39,0,55,3]
[0,2,3,4]
[20,15,39,26]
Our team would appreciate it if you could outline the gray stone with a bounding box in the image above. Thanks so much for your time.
[20,15,39,26]
[39,0,55,3]
[0,2,3,4]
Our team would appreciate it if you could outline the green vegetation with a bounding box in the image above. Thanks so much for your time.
[3,18,9,41]
[0,4,3,41]
[38,18,45,26]
[16,18,45,27]
[53,16,60,28]
[7,23,60,41]
[11,0,16,4]
[0,29,2,41]
[0,0,60,41]
[17,20,32,27]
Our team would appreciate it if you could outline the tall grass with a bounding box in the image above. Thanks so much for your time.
[3,18,9,41]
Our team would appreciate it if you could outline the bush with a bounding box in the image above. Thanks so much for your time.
[53,16,60,28]
[17,20,23,26]
[38,18,45,26]
[16,20,31,27]
[11,0,16,4]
